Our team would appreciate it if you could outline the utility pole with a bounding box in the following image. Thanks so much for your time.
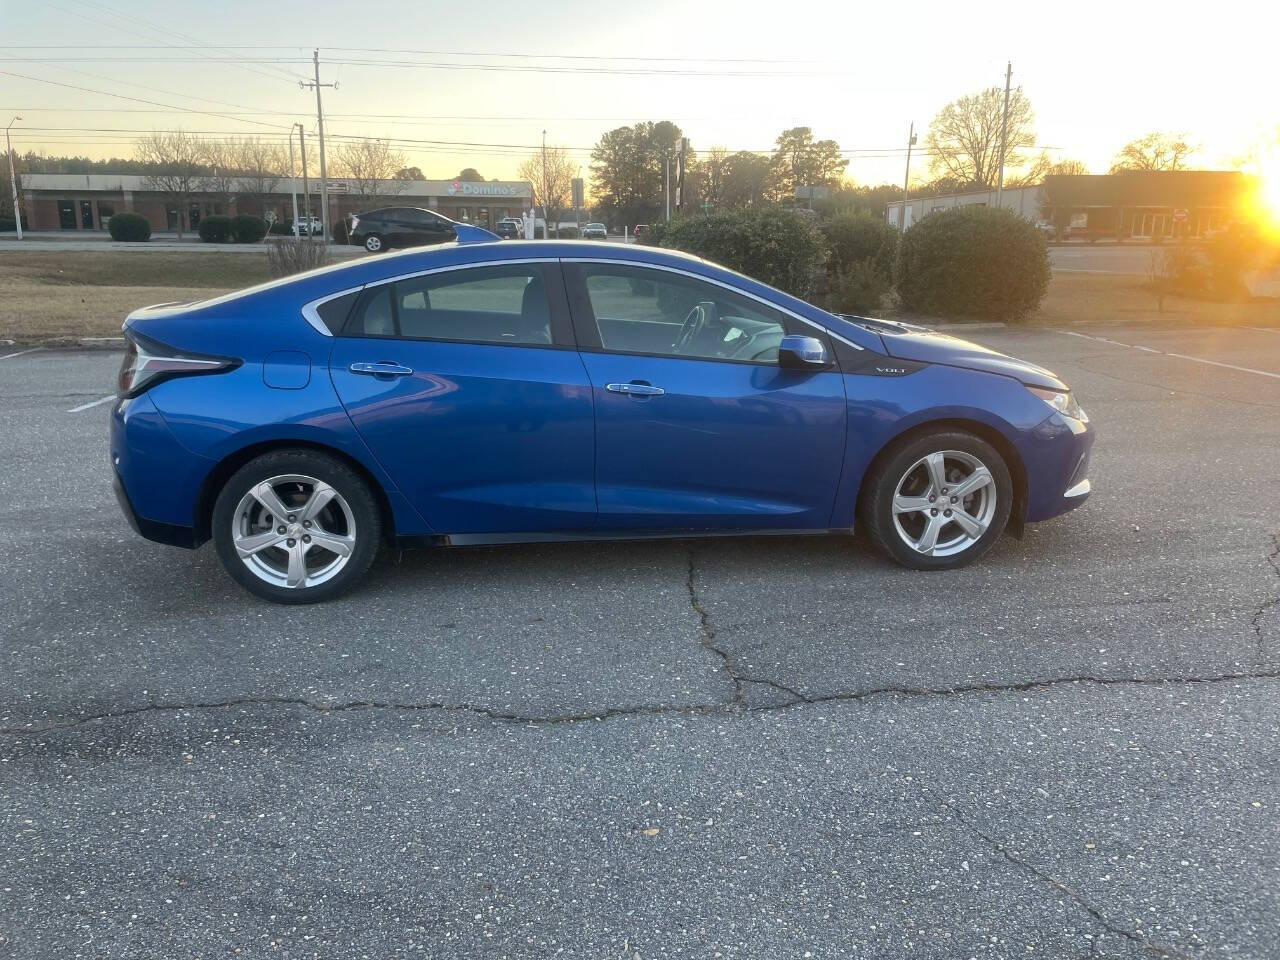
[5,116,22,240]
[287,128,300,237]
[900,121,916,233]
[996,61,1012,208]
[664,147,670,222]
[295,123,312,238]
[541,129,547,238]
[301,51,336,243]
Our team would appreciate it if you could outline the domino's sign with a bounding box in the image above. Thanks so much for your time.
[447,180,524,197]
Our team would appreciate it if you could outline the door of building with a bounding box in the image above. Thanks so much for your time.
[79,200,94,230]
[58,200,76,229]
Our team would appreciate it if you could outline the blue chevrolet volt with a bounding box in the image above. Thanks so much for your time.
[111,225,1093,603]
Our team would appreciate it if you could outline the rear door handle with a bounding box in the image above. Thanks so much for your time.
[350,361,414,377]
[606,382,665,397]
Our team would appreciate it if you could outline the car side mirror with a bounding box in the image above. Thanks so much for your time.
[778,335,829,369]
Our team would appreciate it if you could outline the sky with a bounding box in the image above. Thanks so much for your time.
[3,0,1276,189]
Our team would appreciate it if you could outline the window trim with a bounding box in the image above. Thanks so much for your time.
[334,260,575,349]
[561,260,837,368]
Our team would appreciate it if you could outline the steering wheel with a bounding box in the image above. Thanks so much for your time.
[673,301,718,353]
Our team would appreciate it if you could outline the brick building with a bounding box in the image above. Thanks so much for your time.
[17,173,533,234]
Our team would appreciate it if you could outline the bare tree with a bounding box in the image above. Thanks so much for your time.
[233,137,285,216]
[1048,158,1089,176]
[924,86,1038,189]
[1110,133,1195,173]
[700,146,729,212]
[518,144,574,237]
[135,130,206,238]
[332,138,409,205]
[200,138,239,213]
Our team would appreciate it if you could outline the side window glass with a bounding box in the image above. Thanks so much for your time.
[581,266,787,363]
[346,267,551,345]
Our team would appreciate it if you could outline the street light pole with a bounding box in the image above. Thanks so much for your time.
[996,61,1012,208]
[296,124,312,238]
[287,129,299,238]
[5,116,23,240]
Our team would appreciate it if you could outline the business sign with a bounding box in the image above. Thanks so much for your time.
[1172,208,1189,223]
[447,180,524,198]
[795,185,829,201]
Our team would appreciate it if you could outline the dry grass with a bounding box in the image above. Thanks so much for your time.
[1034,272,1278,327]
[0,251,270,343]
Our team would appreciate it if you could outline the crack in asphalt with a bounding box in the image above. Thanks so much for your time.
[1253,533,1280,663]
[3,669,1277,738]
[925,785,1194,958]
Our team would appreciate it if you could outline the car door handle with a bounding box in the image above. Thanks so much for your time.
[350,361,414,377]
[606,382,665,397]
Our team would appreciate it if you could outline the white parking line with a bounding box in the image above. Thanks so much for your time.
[67,394,116,413]
[1057,330,1280,380]
[0,347,42,361]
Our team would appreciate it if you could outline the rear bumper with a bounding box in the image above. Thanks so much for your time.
[112,467,197,548]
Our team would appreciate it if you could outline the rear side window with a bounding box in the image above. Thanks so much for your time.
[344,265,552,345]
[314,290,360,334]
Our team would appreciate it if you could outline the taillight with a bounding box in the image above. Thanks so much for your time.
[117,331,238,398]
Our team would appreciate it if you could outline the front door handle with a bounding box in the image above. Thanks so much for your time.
[606,382,665,397]
[350,361,414,377]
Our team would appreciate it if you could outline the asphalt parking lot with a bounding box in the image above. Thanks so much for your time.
[2,323,1278,959]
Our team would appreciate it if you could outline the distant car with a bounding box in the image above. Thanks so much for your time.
[292,216,322,237]
[348,207,455,252]
[633,224,648,238]
[582,222,608,240]
[494,219,522,240]
[1035,220,1058,240]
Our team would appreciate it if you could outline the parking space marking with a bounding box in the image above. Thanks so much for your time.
[67,394,116,413]
[0,347,42,361]
[1057,330,1280,380]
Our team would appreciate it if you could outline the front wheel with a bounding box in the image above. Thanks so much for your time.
[861,430,1012,570]
[212,450,382,603]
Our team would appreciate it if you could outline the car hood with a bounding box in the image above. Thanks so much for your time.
[850,318,1067,390]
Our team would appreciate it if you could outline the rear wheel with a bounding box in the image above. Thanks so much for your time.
[861,430,1012,570]
[212,450,381,603]
[363,233,385,253]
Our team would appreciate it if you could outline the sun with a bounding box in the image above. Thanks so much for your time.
[1257,153,1280,226]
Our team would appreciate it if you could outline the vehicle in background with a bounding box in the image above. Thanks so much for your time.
[495,218,522,240]
[292,216,323,237]
[582,223,608,240]
[111,228,1093,603]
[348,207,456,253]
[632,224,648,238]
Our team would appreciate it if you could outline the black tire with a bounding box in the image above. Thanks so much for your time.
[363,233,386,253]
[212,449,382,603]
[860,429,1012,571]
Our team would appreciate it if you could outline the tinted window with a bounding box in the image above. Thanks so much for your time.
[580,265,788,364]
[346,265,551,345]
[316,289,360,334]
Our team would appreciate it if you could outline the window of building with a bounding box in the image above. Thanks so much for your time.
[577,264,789,364]
[98,202,115,230]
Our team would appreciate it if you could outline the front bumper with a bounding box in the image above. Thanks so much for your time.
[1019,412,1095,523]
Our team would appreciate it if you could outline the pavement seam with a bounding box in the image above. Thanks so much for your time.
[3,669,1278,738]
[1252,533,1280,664]
[924,785,1193,959]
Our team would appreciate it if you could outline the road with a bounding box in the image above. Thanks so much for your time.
[1,324,1278,959]
[1049,245,1162,275]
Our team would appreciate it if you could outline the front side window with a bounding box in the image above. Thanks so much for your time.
[578,264,789,364]
[345,265,551,345]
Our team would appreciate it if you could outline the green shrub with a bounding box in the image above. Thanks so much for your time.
[643,208,826,298]
[896,206,1050,322]
[1204,223,1271,298]
[197,214,232,243]
[229,214,268,244]
[268,220,293,236]
[0,216,16,232]
[107,212,151,242]
[827,260,893,315]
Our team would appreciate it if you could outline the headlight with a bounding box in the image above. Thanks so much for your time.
[1026,385,1087,422]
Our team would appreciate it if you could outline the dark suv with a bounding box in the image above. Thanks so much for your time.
[348,207,456,252]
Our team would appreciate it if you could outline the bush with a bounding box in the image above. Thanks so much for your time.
[896,206,1050,322]
[820,210,898,314]
[332,217,349,244]
[268,220,294,236]
[266,238,331,278]
[643,208,826,298]
[107,212,151,242]
[1204,223,1272,298]
[0,216,16,232]
[197,214,232,243]
[229,214,268,244]
[827,260,893,315]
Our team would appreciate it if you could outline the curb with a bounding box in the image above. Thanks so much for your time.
[3,337,127,351]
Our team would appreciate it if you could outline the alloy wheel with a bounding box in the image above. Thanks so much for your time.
[231,474,356,589]
[890,450,997,557]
